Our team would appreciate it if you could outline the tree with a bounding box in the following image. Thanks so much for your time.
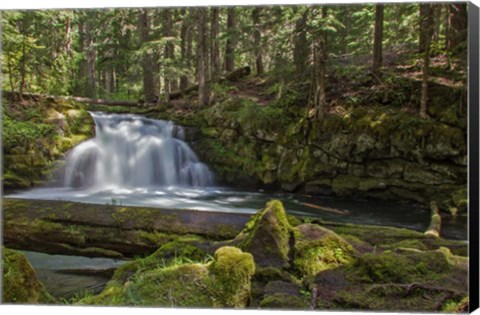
[163,8,174,100]
[252,7,264,76]
[197,8,209,106]
[293,8,310,75]
[85,11,97,99]
[420,4,434,118]
[372,4,384,78]
[446,3,467,52]
[139,8,155,102]
[225,7,237,72]
[310,7,328,122]
[180,9,191,93]
[210,8,221,79]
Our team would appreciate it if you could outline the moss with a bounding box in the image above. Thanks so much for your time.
[293,224,355,277]
[260,293,308,309]
[443,296,469,313]
[347,249,452,284]
[80,246,255,308]
[235,200,292,268]
[2,247,55,304]
[112,235,206,284]
[208,246,256,308]
[381,239,428,251]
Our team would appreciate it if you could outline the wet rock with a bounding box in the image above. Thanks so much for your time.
[233,200,292,269]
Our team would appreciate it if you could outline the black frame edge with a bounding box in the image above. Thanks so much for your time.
[469,1,480,313]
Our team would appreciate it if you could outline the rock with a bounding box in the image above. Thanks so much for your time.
[293,224,355,277]
[348,163,365,177]
[79,246,255,308]
[2,247,54,304]
[354,133,375,156]
[331,175,361,196]
[233,200,293,269]
[220,128,238,143]
[403,164,453,185]
[208,246,256,308]
[305,179,333,195]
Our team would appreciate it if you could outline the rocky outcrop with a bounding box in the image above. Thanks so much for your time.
[2,95,95,190]
[194,96,468,214]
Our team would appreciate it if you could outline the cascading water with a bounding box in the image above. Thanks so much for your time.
[63,112,214,189]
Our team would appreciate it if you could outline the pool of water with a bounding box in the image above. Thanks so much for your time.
[22,250,127,299]
[9,186,467,240]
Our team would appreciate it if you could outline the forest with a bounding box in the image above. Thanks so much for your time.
[1,2,471,312]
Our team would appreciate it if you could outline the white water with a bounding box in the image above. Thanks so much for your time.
[64,112,214,189]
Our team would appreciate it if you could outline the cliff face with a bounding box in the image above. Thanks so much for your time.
[193,82,467,214]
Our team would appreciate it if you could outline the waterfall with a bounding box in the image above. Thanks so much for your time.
[64,112,214,188]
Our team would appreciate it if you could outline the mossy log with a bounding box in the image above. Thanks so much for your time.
[424,201,442,238]
[3,198,250,259]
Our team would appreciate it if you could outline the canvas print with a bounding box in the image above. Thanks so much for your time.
[1,1,474,312]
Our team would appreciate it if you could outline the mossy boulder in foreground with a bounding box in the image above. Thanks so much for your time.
[78,246,255,308]
[2,247,54,304]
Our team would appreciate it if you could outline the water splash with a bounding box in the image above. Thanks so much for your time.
[64,112,214,188]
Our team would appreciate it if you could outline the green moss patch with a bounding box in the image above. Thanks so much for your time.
[2,247,54,304]
[293,224,355,277]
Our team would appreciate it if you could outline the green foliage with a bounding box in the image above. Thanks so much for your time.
[2,114,56,150]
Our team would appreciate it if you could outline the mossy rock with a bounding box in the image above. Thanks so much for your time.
[208,246,256,308]
[260,293,309,309]
[79,246,255,308]
[2,247,54,304]
[112,235,206,284]
[347,248,452,284]
[233,200,293,269]
[293,224,355,277]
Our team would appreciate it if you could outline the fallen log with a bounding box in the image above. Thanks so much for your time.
[168,66,251,100]
[301,202,349,215]
[3,198,250,259]
[424,201,442,238]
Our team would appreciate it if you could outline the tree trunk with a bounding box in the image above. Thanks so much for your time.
[311,8,328,122]
[65,16,72,55]
[293,9,309,75]
[197,8,209,106]
[420,4,433,118]
[224,7,237,72]
[139,9,155,102]
[432,5,442,43]
[180,9,189,93]
[372,4,384,77]
[252,7,264,76]
[85,12,97,99]
[163,9,174,100]
[210,8,221,79]
[446,3,468,52]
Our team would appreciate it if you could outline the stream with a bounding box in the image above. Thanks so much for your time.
[7,111,467,300]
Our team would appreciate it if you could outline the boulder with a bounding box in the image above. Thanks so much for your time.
[293,224,355,277]
[233,200,293,269]
[2,247,54,304]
